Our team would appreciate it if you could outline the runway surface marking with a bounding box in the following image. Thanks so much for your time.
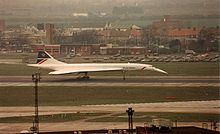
[0,100,219,118]
[0,76,219,87]
[0,100,219,133]
[0,82,219,87]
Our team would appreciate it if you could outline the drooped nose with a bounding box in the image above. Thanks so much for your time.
[152,67,168,74]
[144,65,168,74]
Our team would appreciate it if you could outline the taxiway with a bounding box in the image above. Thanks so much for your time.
[0,76,219,87]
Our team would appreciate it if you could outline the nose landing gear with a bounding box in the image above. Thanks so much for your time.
[122,70,126,80]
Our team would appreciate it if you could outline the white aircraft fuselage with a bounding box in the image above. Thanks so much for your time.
[29,63,166,73]
[28,51,168,77]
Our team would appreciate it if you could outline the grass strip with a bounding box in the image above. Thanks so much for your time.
[0,86,219,106]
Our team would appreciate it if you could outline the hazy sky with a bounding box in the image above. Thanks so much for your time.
[0,0,219,16]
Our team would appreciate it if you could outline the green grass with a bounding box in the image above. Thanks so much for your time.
[0,86,219,106]
[0,62,219,76]
[88,112,220,122]
[0,53,37,59]
[0,64,50,76]
[0,113,108,123]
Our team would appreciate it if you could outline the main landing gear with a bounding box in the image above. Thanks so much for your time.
[122,70,126,80]
[76,72,90,80]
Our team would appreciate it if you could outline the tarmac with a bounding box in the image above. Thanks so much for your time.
[0,100,219,133]
[0,100,219,118]
[0,76,219,87]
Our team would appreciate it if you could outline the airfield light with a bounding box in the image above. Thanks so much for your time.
[126,107,134,134]
[31,72,41,133]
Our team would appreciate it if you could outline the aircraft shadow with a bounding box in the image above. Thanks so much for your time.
[41,77,138,83]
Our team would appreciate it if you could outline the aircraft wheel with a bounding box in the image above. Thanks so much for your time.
[83,76,90,79]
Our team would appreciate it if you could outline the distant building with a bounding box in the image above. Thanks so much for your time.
[0,30,34,52]
[98,23,142,44]
[104,23,141,31]
[45,24,55,44]
[167,27,201,39]
[0,19,5,31]
[31,44,60,55]
[151,16,182,37]
[206,27,220,36]
[72,13,88,17]
[60,43,145,56]
[37,23,45,31]
[60,44,100,56]
[69,23,104,31]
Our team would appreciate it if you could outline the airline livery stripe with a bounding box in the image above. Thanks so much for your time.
[38,59,47,64]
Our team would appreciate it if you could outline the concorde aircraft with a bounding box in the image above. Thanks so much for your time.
[28,51,167,80]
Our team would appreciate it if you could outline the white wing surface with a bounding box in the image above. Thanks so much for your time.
[49,68,123,75]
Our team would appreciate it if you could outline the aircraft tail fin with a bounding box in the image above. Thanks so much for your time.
[36,51,65,65]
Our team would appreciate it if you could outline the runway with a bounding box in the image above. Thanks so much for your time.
[0,76,219,87]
